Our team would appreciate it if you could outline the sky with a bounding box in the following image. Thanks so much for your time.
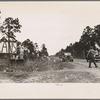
[0,1,100,55]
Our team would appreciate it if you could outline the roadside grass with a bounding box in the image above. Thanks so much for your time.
[0,57,100,83]
[1,69,100,83]
[0,71,29,83]
[11,57,75,72]
[22,70,100,83]
[0,57,75,83]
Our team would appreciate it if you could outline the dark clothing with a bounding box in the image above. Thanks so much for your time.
[87,49,98,68]
[89,59,97,68]
[87,49,94,60]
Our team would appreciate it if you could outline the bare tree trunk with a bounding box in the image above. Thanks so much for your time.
[8,37,10,68]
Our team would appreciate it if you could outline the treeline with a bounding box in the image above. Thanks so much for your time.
[56,25,100,58]
[0,17,49,59]
[18,39,49,59]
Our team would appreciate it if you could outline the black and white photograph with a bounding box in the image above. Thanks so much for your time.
[0,1,100,84]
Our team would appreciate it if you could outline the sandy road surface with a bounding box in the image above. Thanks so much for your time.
[72,59,100,78]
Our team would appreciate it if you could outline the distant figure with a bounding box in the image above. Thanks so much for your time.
[20,47,24,60]
[87,46,98,68]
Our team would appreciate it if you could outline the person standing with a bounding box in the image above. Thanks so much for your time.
[87,46,98,68]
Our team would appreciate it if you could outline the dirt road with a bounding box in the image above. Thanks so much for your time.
[0,57,100,83]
